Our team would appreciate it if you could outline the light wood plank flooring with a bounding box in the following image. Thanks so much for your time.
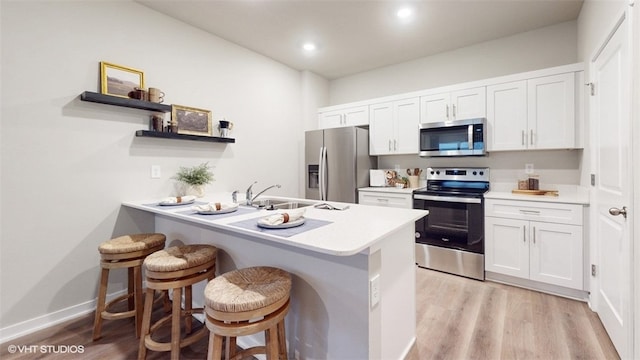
[1,268,619,359]
[406,268,619,360]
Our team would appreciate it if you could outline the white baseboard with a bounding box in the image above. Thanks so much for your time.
[0,289,126,344]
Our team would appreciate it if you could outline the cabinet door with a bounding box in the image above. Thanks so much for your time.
[486,81,527,151]
[419,92,450,124]
[319,110,344,129]
[394,97,419,154]
[343,105,369,127]
[529,222,583,290]
[369,102,394,155]
[451,87,486,120]
[485,217,529,279]
[528,73,575,149]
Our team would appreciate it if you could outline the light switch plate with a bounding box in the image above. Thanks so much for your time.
[151,165,161,179]
[370,274,380,308]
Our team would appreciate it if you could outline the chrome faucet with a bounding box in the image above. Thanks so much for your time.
[246,182,281,206]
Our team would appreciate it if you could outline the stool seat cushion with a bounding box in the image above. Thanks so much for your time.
[98,233,166,255]
[204,266,291,313]
[144,244,217,272]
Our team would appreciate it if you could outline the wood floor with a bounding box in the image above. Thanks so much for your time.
[1,268,619,359]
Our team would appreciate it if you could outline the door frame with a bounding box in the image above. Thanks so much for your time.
[588,4,636,359]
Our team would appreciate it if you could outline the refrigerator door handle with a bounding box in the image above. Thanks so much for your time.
[322,146,328,200]
[318,146,324,201]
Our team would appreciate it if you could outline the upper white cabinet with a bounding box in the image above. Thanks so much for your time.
[369,97,419,155]
[420,87,486,124]
[487,73,576,151]
[319,105,369,129]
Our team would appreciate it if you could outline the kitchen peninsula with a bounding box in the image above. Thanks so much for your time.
[123,194,427,359]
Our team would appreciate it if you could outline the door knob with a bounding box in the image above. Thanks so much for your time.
[608,206,628,219]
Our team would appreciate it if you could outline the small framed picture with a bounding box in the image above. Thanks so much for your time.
[100,61,145,98]
[172,105,212,136]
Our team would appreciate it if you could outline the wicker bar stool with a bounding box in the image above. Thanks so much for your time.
[204,266,292,360]
[92,233,166,341]
[138,244,217,360]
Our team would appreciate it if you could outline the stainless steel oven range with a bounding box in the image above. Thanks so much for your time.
[413,167,489,280]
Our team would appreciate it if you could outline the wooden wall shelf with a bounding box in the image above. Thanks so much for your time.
[80,91,171,112]
[135,130,235,143]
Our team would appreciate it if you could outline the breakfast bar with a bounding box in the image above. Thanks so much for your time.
[123,195,427,359]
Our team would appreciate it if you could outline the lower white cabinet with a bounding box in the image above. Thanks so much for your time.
[358,190,413,209]
[485,199,584,290]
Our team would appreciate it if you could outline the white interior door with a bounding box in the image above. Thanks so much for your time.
[591,13,633,359]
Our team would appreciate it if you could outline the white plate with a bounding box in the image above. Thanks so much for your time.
[257,217,305,229]
[196,207,238,215]
[159,199,195,206]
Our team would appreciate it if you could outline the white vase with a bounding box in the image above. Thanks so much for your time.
[186,184,206,198]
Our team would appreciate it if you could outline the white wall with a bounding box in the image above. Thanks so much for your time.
[0,1,311,340]
[329,21,577,105]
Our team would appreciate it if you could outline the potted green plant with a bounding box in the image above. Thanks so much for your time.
[173,162,214,197]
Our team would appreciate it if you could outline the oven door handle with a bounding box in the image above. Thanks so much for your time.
[414,194,482,204]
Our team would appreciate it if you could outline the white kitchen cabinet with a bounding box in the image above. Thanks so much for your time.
[527,73,575,149]
[420,87,486,124]
[319,105,369,129]
[358,190,413,209]
[485,199,584,290]
[369,98,419,155]
[486,81,527,151]
[487,73,576,151]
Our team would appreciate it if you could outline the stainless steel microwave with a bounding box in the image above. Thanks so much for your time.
[419,118,486,157]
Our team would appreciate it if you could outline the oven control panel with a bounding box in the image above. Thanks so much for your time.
[426,167,490,182]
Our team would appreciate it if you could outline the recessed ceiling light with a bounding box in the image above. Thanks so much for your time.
[396,7,413,19]
[303,43,316,52]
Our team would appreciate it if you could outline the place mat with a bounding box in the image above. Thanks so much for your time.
[176,205,257,219]
[228,217,333,238]
[142,200,208,209]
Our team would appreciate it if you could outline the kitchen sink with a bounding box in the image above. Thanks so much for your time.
[251,198,318,210]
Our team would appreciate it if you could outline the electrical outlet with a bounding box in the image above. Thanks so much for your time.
[525,163,534,174]
[370,274,380,308]
[151,165,161,179]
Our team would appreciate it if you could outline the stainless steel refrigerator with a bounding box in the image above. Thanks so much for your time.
[305,127,377,203]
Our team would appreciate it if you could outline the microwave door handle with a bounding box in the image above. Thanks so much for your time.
[414,194,482,204]
[468,125,473,150]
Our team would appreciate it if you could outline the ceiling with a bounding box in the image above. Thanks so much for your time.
[138,0,584,80]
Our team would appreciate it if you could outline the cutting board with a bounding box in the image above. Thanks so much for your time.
[512,189,559,196]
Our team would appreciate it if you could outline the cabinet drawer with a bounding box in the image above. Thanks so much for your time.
[359,192,412,209]
[485,199,583,225]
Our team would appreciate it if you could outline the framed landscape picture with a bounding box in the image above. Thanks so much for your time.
[172,105,212,136]
[100,61,144,98]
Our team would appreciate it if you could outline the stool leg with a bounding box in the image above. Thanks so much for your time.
[171,287,182,360]
[265,325,279,360]
[226,336,236,359]
[277,320,288,360]
[92,267,109,341]
[137,287,155,360]
[128,267,135,310]
[207,333,223,360]
[185,285,193,334]
[134,265,143,338]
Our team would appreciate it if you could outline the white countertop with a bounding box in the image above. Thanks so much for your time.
[358,186,419,195]
[485,183,590,205]
[123,194,427,257]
